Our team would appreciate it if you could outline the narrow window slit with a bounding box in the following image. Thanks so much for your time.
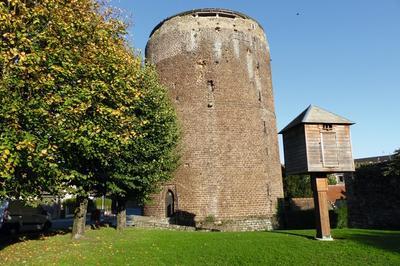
[219,13,236,19]
[207,80,215,108]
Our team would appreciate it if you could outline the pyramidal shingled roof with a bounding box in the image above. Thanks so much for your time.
[279,105,354,134]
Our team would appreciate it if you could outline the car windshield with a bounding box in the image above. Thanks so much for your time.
[0,200,8,218]
[0,200,9,214]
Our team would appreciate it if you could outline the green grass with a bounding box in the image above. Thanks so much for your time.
[1,228,399,265]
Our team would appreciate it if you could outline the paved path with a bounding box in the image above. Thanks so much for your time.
[51,214,121,231]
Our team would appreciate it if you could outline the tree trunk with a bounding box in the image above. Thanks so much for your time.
[116,197,126,231]
[71,196,88,240]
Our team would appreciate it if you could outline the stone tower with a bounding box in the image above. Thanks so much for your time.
[145,8,283,230]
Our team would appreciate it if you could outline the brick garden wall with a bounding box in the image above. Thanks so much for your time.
[346,163,400,229]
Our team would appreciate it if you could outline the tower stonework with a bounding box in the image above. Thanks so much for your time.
[144,9,283,230]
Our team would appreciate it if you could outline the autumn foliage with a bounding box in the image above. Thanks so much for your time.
[0,0,179,234]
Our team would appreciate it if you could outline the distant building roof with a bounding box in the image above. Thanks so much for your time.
[327,184,346,202]
[355,155,393,166]
[279,105,355,134]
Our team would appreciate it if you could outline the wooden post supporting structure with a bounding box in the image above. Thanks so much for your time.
[311,174,333,241]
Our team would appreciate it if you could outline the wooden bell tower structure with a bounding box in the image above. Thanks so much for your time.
[280,105,355,240]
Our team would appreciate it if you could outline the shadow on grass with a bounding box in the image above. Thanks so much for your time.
[272,230,315,240]
[272,229,400,254]
[339,230,400,254]
[0,229,71,251]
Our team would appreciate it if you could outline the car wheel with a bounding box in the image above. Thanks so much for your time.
[8,224,20,236]
[42,221,52,232]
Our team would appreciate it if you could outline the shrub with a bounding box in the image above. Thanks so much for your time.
[334,204,348,229]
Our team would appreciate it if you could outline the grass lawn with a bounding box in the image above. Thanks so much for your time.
[0,228,399,265]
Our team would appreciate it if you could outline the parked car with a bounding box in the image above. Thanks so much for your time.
[0,200,52,235]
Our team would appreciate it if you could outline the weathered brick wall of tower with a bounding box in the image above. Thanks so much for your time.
[144,9,283,229]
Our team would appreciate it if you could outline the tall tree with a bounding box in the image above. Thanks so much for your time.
[107,65,179,231]
[385,148,400,177]
[0,0,179,237]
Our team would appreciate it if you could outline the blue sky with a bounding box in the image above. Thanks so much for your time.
[110,0,400,160]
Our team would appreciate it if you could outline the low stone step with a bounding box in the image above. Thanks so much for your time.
[126,215,195,231]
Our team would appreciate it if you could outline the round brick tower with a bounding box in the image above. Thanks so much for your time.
[144,8,283,230]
